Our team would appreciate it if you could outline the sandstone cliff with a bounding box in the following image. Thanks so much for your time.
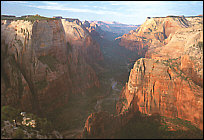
[117,58,203,130]
[1,18,103,115]
[119,16,202,56]
[81,16,203,138]
[117,16,203,130]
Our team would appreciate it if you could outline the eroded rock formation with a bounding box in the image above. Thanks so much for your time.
[117,58,203,130]
[1,18,103,115]
[81,16,203,138]
[117,16,203,130]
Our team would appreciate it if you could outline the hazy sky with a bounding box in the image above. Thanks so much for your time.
[1,1,203,25]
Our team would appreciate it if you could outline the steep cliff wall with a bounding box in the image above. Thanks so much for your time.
[1,18,103,114]
[81,16,203,137]
[117,58,203,130]
[62,19,103,64]
[117,16,203,130]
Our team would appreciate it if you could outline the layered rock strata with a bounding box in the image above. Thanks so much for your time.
[118,16,202,56]
[1,18,103,114]
[117,58,203,130]
[81,16,203,137]
[117,16,203,130]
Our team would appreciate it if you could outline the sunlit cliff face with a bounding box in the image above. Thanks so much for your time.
[117,16,203,130]
[81,16,203,138]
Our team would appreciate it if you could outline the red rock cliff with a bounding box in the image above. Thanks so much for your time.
[118,16,196,56]
[1,18,103,114]
[81,16,203,137]
[117,58,203,130]
[117,16,203,130]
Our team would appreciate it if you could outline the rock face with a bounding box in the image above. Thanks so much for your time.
[117,16,203,130]
[81,111,113,138]
[1,18,103,114]
[81,110,137,139]
[117,58,203,130]
[81,16,203,138]
[118,16,202,56]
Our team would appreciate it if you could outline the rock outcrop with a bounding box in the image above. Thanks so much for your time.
[1,120,63,139]
[81,16,203,138]
[117,58,203,130]
[1,18,103,115]
[118,16,202,56]
[81,110,138,139]
[117,16,203,130]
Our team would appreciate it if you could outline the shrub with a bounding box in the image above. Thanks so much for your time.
[17,15,58,22]
[1,106,20,122]
[12,128,24,139]
[35,117,53,134]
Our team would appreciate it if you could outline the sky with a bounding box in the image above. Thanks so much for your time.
[1,1,203,25]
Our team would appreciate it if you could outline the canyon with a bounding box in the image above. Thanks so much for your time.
[1,15,203,139]
[81,15,203,138]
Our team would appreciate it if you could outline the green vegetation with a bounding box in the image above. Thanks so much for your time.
[1,105,54,137]
[198,41,203,50]
[114,113,161,139]
[1,16,17,20]
[119,97,128,105]
[162,58,180,72]
[22,112,53,134]
[46,86,100,131]
[2,15,58,23]
[16,15,57,22]
[1,106,21,126]
[114,113,203,139]
[12,128,25,139]
[159,116,203,139]
[38,55,59,71]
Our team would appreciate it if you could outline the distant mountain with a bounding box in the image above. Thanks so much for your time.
[83,20,140,41]
[89,21,140,37]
